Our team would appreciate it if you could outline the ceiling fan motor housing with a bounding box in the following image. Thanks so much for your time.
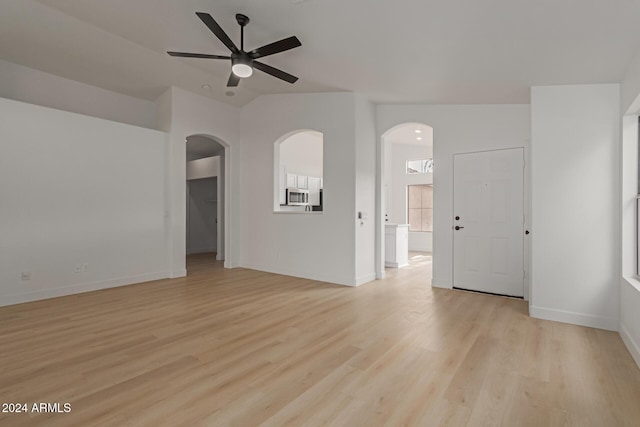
[235,14,250,27]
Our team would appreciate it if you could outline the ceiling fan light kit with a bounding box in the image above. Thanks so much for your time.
[231,55,253,78]
[168,12,301,87]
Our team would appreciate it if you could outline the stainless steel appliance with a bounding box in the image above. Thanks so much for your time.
[286,188,309,206]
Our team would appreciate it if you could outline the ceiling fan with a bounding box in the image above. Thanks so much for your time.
[168,12,301,87]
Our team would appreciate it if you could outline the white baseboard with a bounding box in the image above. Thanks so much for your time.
[529,305,618,331]
[376,271,386,280]
[0,271,170,307]
[240,262,355,287]
[385,261,408,268]
[355,273,376,286]
[170,269,187,278]
[620,323,640,370]
[431,276,451,289]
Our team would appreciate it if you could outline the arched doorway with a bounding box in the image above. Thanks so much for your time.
[378,122,434,281]
[185,134,230,270]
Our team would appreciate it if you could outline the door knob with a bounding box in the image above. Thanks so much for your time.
[455,226,464,230]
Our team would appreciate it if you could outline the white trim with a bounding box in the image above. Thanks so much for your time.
[431,276,451,289]
[0,272,169,307]
[355,273,376,286]
[384,261,408,268]
[239,262,356,287]
[376,271,386,280]
[529,305,618,331]
[620,323,640,369]
[170,269,187,278]
[623,276,640,292]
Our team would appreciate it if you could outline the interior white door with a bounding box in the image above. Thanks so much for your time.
[453,148,524,297]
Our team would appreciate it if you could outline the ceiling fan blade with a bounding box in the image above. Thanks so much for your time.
[167,51,230,60]
[254,61,298,84]
[227,73,240,87]
[250,36,301,59]
[196,12,238,53]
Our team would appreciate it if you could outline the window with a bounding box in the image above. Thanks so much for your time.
[407,158,433,175]
[408,184,433,232]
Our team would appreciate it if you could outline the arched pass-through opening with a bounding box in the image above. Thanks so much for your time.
[273,129,324,213]
[185,134,231,272]
[378,122,434,281]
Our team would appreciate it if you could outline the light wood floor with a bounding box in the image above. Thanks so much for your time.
[1,252,639,426]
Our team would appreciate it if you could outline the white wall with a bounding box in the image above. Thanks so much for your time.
[158,87,240,275]
[280,131,324,177]
[621,280,640,367]
[530,84,620,331]
[0,97,167,306]
[239,92,361,286]
[186,156,220,180]
[354,95,377,285]
[621,47,640,115]
[376,105,531,287]
[387,143,433,252]
[0,59,157,129]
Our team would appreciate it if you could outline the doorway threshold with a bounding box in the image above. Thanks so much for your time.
[453,287,524,300]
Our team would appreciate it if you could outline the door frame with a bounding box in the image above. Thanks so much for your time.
[183,135,231,270]
[377,122,434,280]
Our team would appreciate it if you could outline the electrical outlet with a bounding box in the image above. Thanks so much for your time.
[74,264,82,273]
[21,272,31,281]
[82,263,89,272]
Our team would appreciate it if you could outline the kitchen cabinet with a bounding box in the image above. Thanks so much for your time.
[308,177,321,206]
[297,175,308,189]
[285,173,312,190]
[286,173,297,188]
[385,224,408,268]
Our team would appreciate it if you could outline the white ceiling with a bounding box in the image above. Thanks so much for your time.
[3,0,640,106]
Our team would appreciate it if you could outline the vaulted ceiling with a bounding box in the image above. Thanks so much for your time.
[3,0,640,107]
